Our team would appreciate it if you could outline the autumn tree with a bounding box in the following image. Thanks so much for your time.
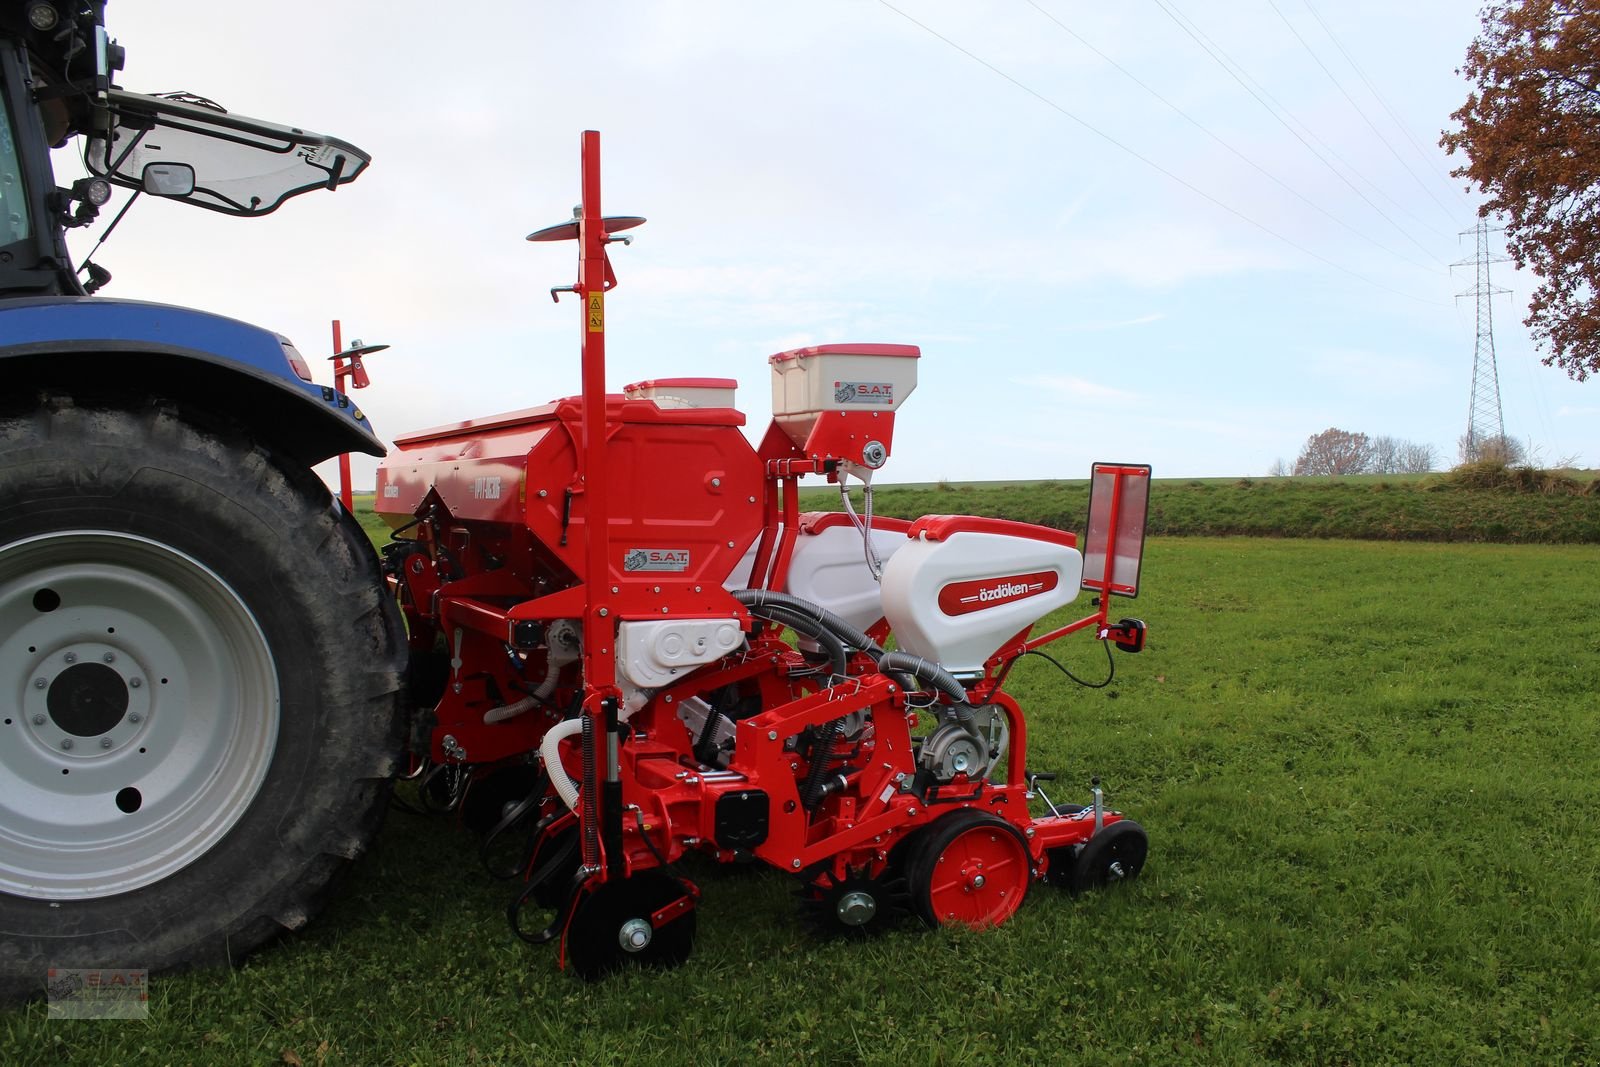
[1442,1,1600,381]
[1293,428,1374,476]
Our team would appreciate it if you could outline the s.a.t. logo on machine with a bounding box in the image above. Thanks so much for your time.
[624,547,691,572]
[833,380,895,405]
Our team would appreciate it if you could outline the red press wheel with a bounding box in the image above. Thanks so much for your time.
[909,811,1032,929]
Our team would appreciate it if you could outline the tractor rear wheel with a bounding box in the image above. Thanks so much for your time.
[0,397,406,999]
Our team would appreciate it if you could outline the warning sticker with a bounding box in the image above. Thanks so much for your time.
[587,292,605,333]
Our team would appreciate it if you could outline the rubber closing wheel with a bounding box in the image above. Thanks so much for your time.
[908,811,1032,929]
[565,871,696,981]
[1069,820,1148,894]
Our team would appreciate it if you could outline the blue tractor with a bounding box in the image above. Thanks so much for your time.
[0,1,406,998]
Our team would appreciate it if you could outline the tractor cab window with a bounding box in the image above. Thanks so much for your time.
[0,87,29,245]
[85,89,369,218]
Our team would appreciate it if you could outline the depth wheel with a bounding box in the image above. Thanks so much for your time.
[1069,820,1148,894]
[908,811,1032,929]
[0,398,405,999]
[565,871,697,981]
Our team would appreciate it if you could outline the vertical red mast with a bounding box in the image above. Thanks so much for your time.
[330,318,348,509]
[576,130,615,698]
[326,319,387,513]
[523,131,646,886]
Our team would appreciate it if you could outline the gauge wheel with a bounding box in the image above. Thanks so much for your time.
[907,810,1032,929]
[1069,820,1148,894]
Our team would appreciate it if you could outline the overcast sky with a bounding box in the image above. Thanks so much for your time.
[68,0,1596,486]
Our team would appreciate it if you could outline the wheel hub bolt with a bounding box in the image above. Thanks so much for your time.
[34,678,46,690]
[971,874,986,890]
[63,652,76,664]
[99,737,113,749]
[837,891,878,926]
[103,652,116,664]
[31,714,45,726]
[619,918,653,953]
[60,739,73,750]
[128,713,142,724]
[1107,860,1125,881]
[129,678,142,689]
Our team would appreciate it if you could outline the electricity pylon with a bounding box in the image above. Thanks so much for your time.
[1452,219,1510,459]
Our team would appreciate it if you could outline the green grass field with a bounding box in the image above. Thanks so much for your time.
[5,534,1597,1065]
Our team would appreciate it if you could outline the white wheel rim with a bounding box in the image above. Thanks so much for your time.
[0,531,279,899]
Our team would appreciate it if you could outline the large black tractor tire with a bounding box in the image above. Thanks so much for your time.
[0,396,407,1000]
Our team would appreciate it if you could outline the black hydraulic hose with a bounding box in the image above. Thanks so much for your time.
[732,589,884,659]
[877,650,972,715]
[747,604,850,681]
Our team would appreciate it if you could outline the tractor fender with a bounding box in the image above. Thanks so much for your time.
[0,296,385,466]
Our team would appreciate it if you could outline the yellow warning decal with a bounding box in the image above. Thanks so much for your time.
[587,292,604,333]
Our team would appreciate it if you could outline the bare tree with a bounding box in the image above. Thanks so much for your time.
[1266,457,1291,477]
[1398,441,1437,473]
[1369,435,1437,474]
[1459,433,1528,466]
[1294,428,1374,476]
[1369,435,1402,474]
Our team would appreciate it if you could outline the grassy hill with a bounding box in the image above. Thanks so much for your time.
[801,466,1600,545]
[353,465,1600,546]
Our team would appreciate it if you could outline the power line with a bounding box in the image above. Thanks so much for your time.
[1151,0,1453,256]
[1265,0,1462,226]
[1022,0,1442,275]
[1299,0,1476,212]
[874,0,1449,305]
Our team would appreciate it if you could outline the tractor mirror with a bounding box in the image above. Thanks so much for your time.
[1081,463,1151,599]
[142,163,196,197]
